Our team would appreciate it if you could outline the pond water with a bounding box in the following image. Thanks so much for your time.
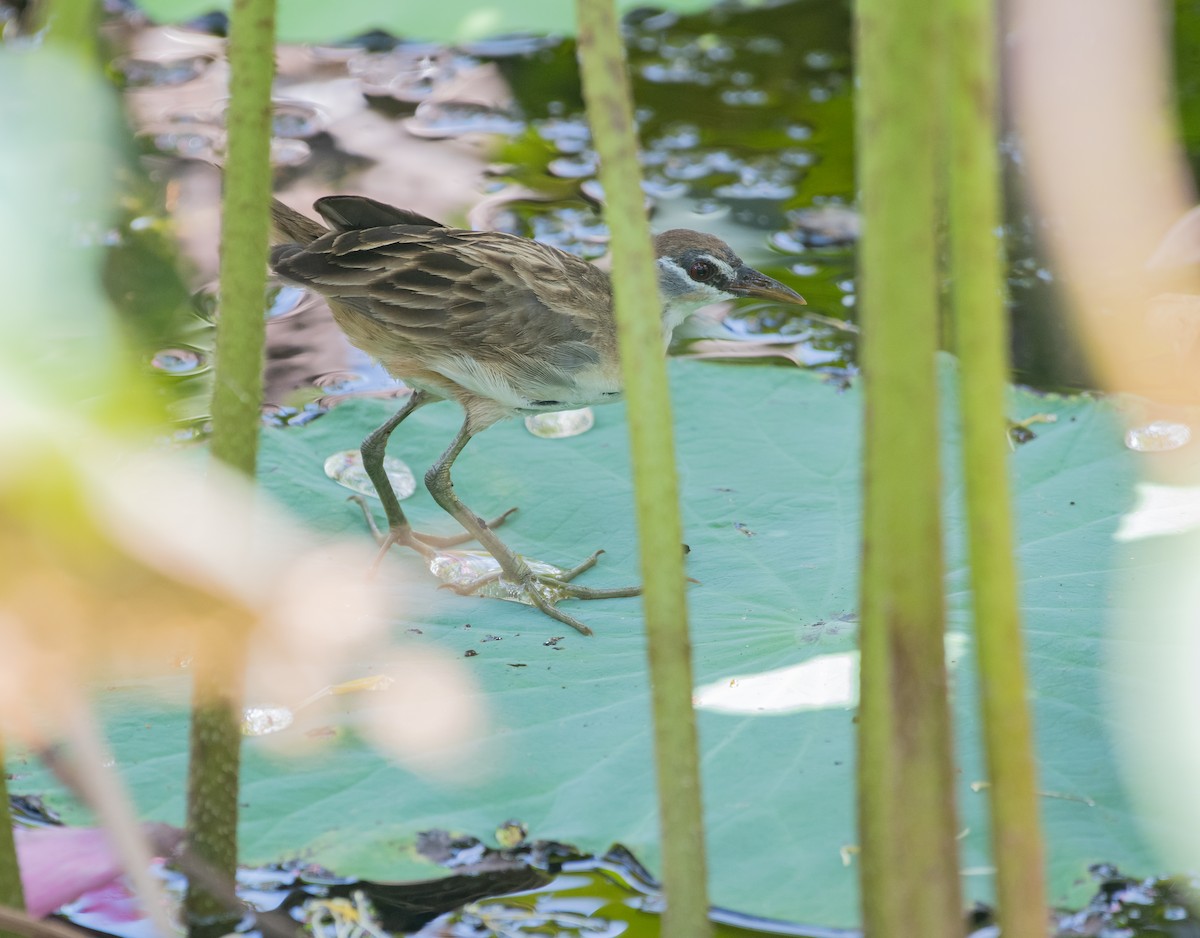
[93,0,1200,437]
[103,0,861,438]
[15,0,1200,430]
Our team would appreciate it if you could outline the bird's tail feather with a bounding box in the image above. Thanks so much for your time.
[269,198,328,245]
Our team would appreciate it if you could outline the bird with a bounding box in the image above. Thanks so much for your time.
[269,194,806,635]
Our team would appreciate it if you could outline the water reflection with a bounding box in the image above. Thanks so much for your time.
[105,0,862,435]
[17,0,1114,399]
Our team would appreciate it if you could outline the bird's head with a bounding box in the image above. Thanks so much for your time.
[652,229,806,325]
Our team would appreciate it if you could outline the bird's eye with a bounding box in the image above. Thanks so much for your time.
[688,260,717,282]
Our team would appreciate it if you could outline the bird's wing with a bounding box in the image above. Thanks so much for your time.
[314,196,445,231]
[271,226,618,405]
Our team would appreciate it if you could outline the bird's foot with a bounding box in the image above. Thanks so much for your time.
[431,549,641,636]
[349,495,518,553]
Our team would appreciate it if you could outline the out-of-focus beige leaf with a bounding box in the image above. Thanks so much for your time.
[0,46,485,773]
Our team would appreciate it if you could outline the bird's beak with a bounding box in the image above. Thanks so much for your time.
[730,266,807,305]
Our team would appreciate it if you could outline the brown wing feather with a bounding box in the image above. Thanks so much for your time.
[314,195,444,231]
[270,223,619,408]
[274,228,611,353]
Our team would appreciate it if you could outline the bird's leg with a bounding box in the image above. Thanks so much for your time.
[359,390,436,562]
[353,497,517,551]
[358,391,516,563]
[423,418,640,636]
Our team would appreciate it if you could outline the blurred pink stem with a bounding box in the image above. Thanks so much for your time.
[33,697,180,935]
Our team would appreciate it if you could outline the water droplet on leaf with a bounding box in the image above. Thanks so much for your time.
[525,408,594,438]
[242,705,294,736]
[324,451,416,499]
[429,551,570,605]
[1125,420,1191,452]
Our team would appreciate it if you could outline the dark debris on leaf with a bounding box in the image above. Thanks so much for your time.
[1049,865,1200,937]
[325,867,550,933]
[1008,423,1038,445]
[10,794,62,827]
[17,794,1199,938]
[416,828,583,874]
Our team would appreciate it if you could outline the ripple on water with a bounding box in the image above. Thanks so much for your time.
[192,281,322,323]
[641,59,716,86]
[660,153,715,182]
[460,34,561,58]
[144,121,223,161]
[526,206,610,259]
[714,177,796,202]
[547,153,598,179]
[772,204,861,250]
[649,124,701,151]
[207,134,311,167]
[115,53,215,88]
[691,198,727,216]
[641,176,689,200]
[261,403,327,428]
[348,47,455,101]
[720,87,770,107]
[536,116,592,154]
[266,137,312,166]
[139,97,317,165]
[265,283,320,319]
[405,101,525,139]
[267,100,327,139]
[312,371,370,396]
[168,416,212,444]
[150,347,208,376]
[578,180,654,216]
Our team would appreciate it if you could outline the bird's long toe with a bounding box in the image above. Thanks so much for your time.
[537,550,641,598]
[350,494,518,551]
[411,506,519,548]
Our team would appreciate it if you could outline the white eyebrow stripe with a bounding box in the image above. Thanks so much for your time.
[698,255,739,281]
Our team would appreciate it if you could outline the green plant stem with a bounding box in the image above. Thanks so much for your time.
[184,657,248,938]
[948,0,1047,931]
[574,2,710,937]
[208,1,275,478]
[185,0,275,933]
[57,700,175,938]
[855,0,963,931]
[0,742,25,938]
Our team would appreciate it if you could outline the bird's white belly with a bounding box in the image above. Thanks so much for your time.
[435,354,622,414]
[516,368,624,413]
